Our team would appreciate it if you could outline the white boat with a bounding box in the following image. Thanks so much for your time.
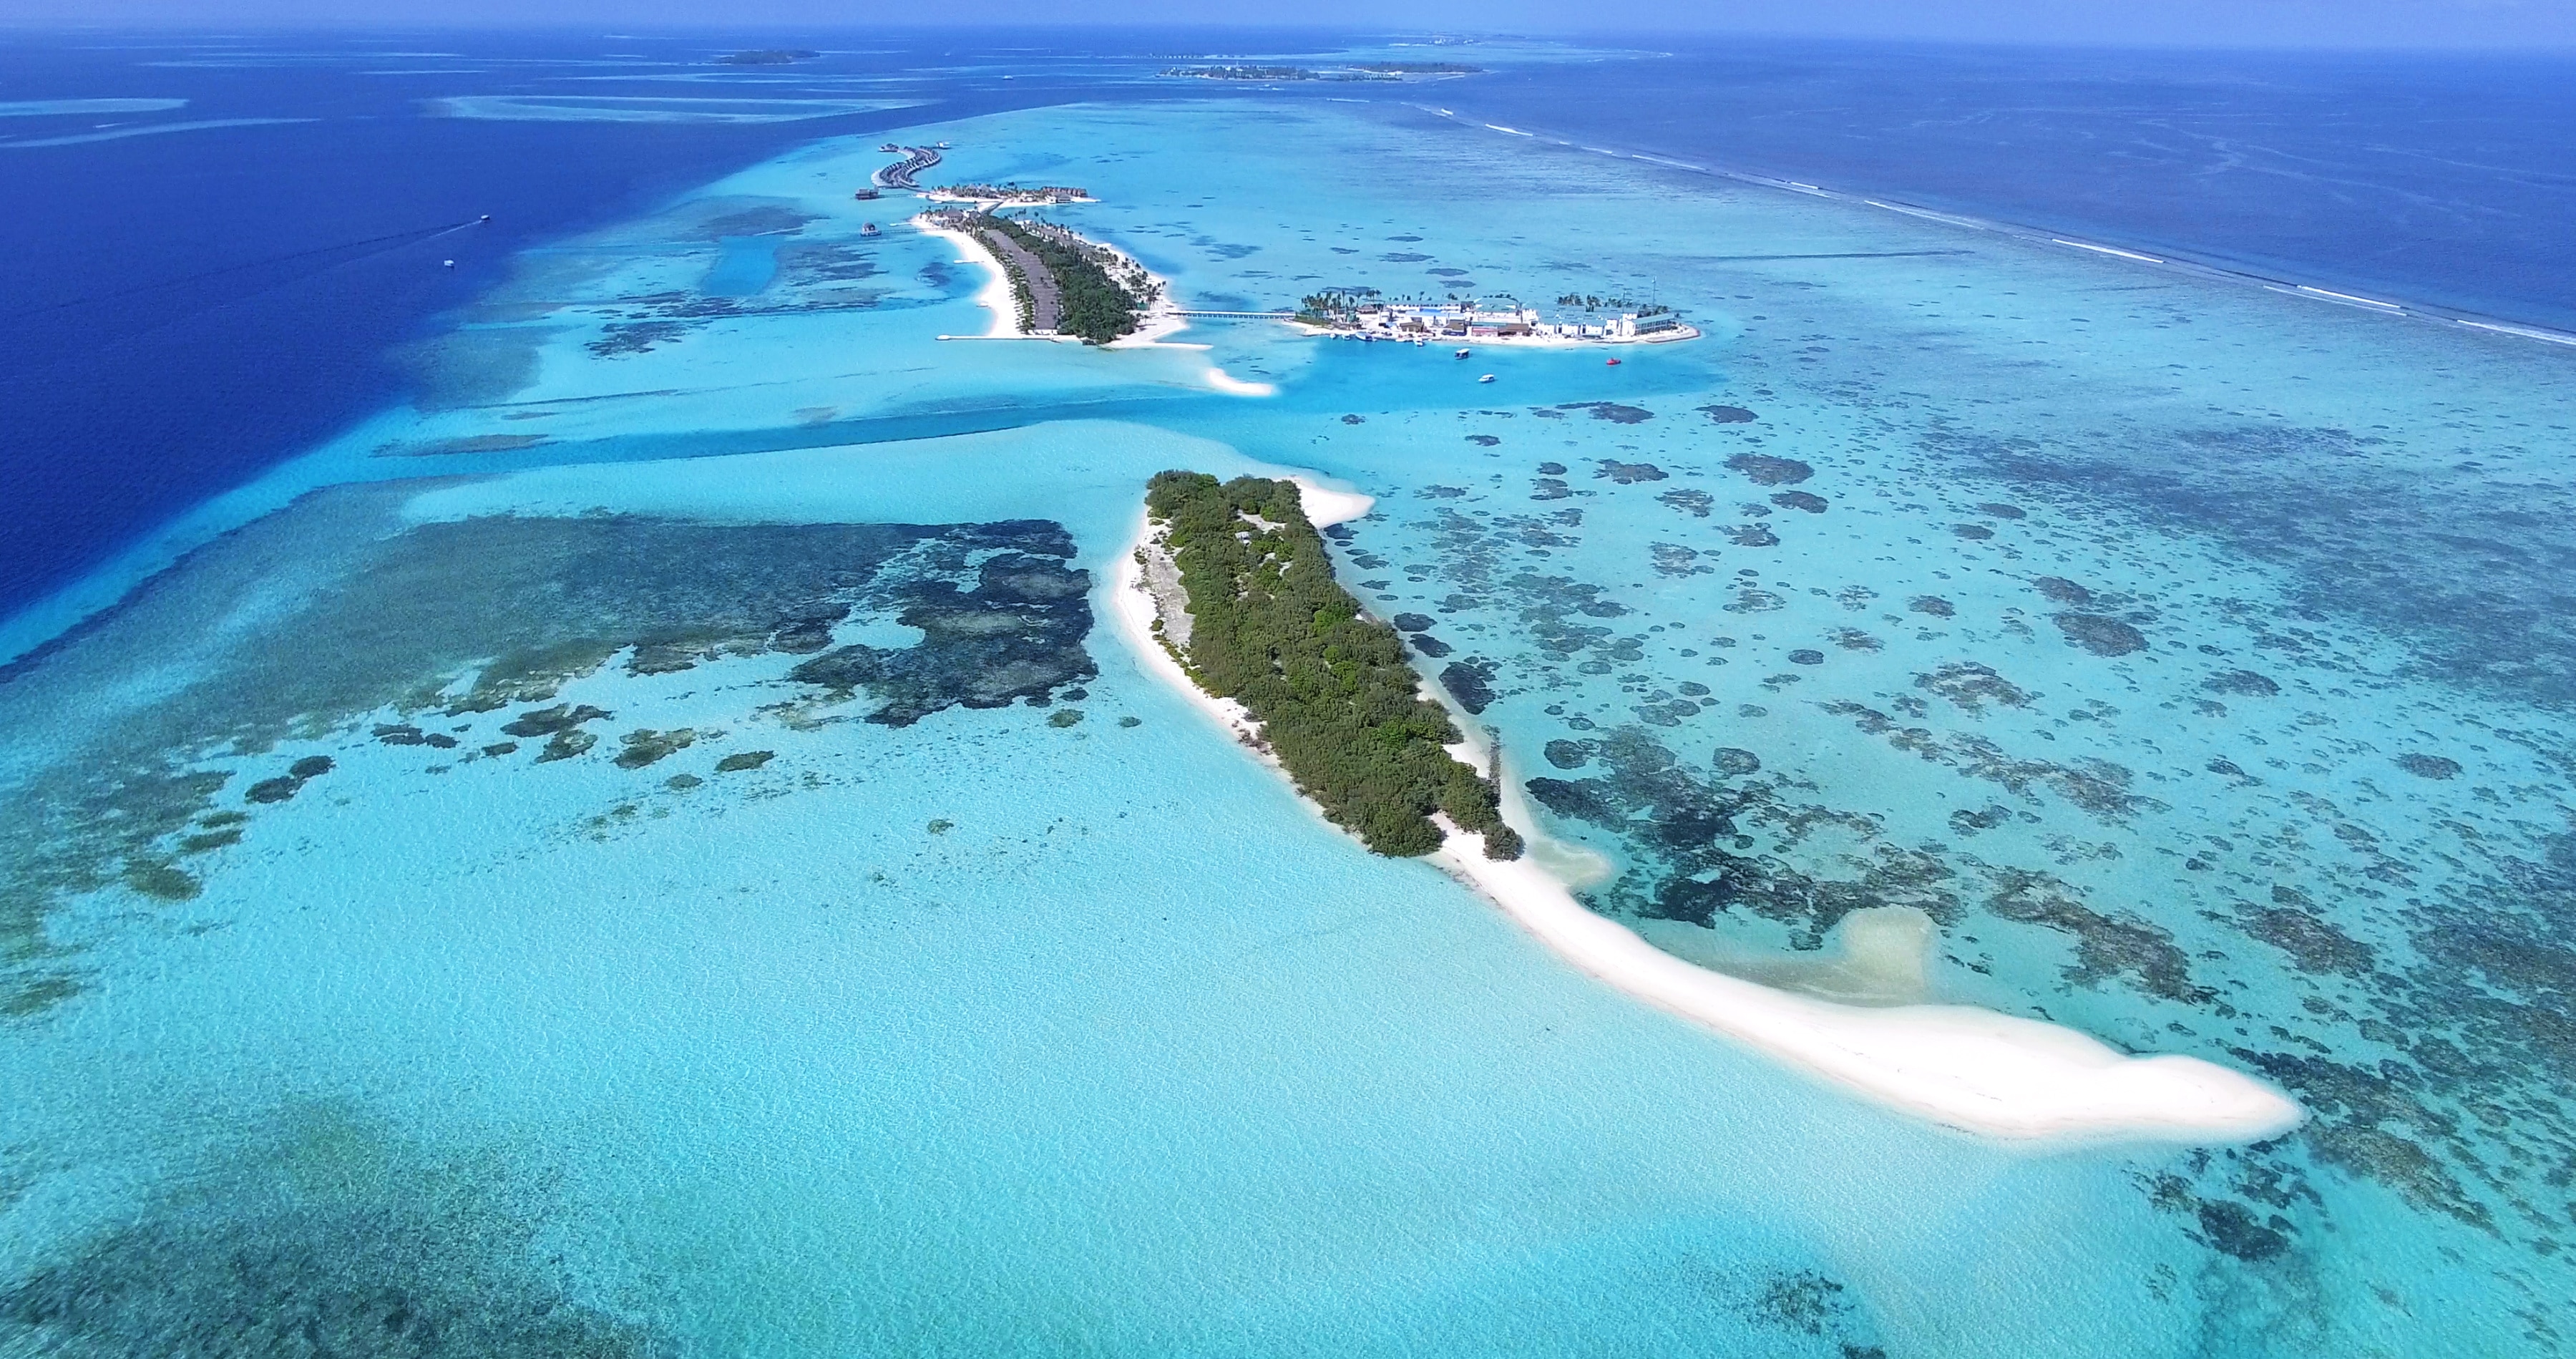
[1454,347,1470,359]
[1478,373,1496,383]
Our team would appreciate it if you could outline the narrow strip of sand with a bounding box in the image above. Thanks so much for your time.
[1109,478,2302,1146]
[914,215,1020,339]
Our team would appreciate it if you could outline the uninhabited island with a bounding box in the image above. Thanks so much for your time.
[1136,471,1522,859]
[1109,471,2303,1145]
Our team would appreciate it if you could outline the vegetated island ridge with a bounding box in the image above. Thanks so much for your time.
[1137,471,1521,858]
[1111,473,2303,1146]
[917,208,1164,345]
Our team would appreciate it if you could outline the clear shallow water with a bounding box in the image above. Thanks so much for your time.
[4,38,2575,1359]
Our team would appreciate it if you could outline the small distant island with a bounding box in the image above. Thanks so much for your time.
[1160,61,1482,82]
[921,210,1161,344]
[925,182,1096,207]
[1296,288,1697,344]
[1138,472,1521,859]
[716,49,820,66]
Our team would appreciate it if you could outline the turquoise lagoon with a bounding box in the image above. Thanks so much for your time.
[4,97,2574,1355]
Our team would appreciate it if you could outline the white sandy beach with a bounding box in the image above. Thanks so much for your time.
[915,215,1020,340]
[1111,479,2303,1146]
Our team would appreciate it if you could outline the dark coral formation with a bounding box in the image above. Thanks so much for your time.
[2394,753,2462,779]
[1698,404,1757,424]
[2051,612,2147,656]
[2201,669,2280,697]
[0,495,1098,1018]
[1440,659,1498,714]
[1558,401,1654,424]
[245,756,333,805]
[613,729,695,769]
[0,1120,671,1358]
[1914,661,2034,715]
[788,525,1095,727]
[2031,576,2093,605]
[1724,453,1812,485]
[1594,459,1667,484]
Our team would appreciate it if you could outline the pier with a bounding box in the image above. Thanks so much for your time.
[872,145,942,190]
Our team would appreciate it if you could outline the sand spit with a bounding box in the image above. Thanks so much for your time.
[1111,477,2302,1147]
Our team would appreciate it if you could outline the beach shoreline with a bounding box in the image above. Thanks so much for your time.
[1110,477,2303,1148]
[917,212,1275,394]
[915,214,1021,340]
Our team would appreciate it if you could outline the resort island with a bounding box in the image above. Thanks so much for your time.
[1295,288,1701,344]
[1160,62,1484,81]
[924,182,1096,207]
[917,209,1164,344]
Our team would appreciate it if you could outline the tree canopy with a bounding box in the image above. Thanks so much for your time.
[1145,471,1522,860]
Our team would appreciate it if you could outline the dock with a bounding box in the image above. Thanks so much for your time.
[872,145,943,190]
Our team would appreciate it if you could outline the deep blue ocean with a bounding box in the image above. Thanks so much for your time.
[5,31,2573,629]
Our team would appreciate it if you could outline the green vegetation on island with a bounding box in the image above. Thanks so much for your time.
[1144,472,1523,860]
[950,212,1145,345]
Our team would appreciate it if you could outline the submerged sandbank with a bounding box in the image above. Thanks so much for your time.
[1112,477,2301,1146]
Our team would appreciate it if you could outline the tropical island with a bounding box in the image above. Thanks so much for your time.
[918,210,1161,344]
[925,182,1095,207]
[1160,62,1483,81]
[1136,471,1521,859]
[1106,472,2301,1143]
[1295,288,1698,344]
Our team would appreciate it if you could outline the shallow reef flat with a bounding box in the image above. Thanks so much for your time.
[5,431,2224,1359]
[4,92,2575,1358]
[1065,101,2576,1349]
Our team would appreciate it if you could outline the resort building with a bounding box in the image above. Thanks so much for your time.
[1302,298,1693,344]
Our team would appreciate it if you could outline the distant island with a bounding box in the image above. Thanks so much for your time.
[1136,472,1521,859]
[1296,288,1697,345]
[925,182,1096,207]
[1160,62,1482,82]
[716,49,820,66]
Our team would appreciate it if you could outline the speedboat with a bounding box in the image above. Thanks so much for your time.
[1606,356,1622,366]
[1478,373,1496,383]
[1455,347,1470,359]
